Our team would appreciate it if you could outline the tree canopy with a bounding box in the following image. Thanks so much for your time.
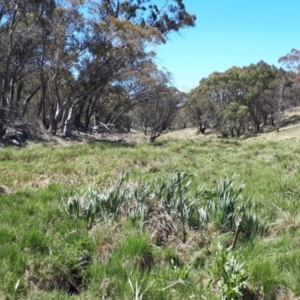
[0,0,196,139]
[2,1,300,142]
[185,61,296,136]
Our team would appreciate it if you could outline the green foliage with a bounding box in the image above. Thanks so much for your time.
[64,171,202,233]
[64,172,128,231]
[186,61,292,135]
[65,193,81,232]
[0,185,92,298]
[241,234,300,299]
[201,177,268,238]
[25,239,91,294]
[170,258,192,281]
[207,177,242,230]
[97,171,128,220]
[127,181,151,225]
[117,232,152,259]
[128,277,154,300]
[185,92,216,133]
[211,244,248,300]
[220,102,250,137]
[152,171,198,228]
[237,202,269,239]
[0,0,195,136]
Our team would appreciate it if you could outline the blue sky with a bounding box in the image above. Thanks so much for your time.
[154,0,300,92]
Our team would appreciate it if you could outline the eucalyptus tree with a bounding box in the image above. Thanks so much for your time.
[41,3,84,135]
[239,61,279,131]
[260,70,294,131]
[186,68,248,135]
[279,48,300,80]
[186,62,290,136]
[94,0,196,35]
[48,0,196,136]
[185,81,217,134]
[71,16,165,134]
[218,102,250,137]
[278,49,300,107]
[133,71,185,141]
[1,0,197,137]
[0,0,55,124]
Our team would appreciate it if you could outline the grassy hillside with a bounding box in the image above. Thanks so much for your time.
[1,119,300,299]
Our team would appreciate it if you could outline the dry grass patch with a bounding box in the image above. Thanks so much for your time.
[274,285,299,300]
[271,206,300,235]
[96,236,114,263]
[0,185,11,195]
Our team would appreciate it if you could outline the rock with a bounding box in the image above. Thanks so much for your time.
[4,128,29,147]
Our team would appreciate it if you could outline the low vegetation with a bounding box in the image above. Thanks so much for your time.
[1,126,300,299]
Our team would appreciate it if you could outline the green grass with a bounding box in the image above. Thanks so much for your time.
[1,136,300,299]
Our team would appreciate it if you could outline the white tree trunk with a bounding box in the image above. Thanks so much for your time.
[276,83,284,133]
